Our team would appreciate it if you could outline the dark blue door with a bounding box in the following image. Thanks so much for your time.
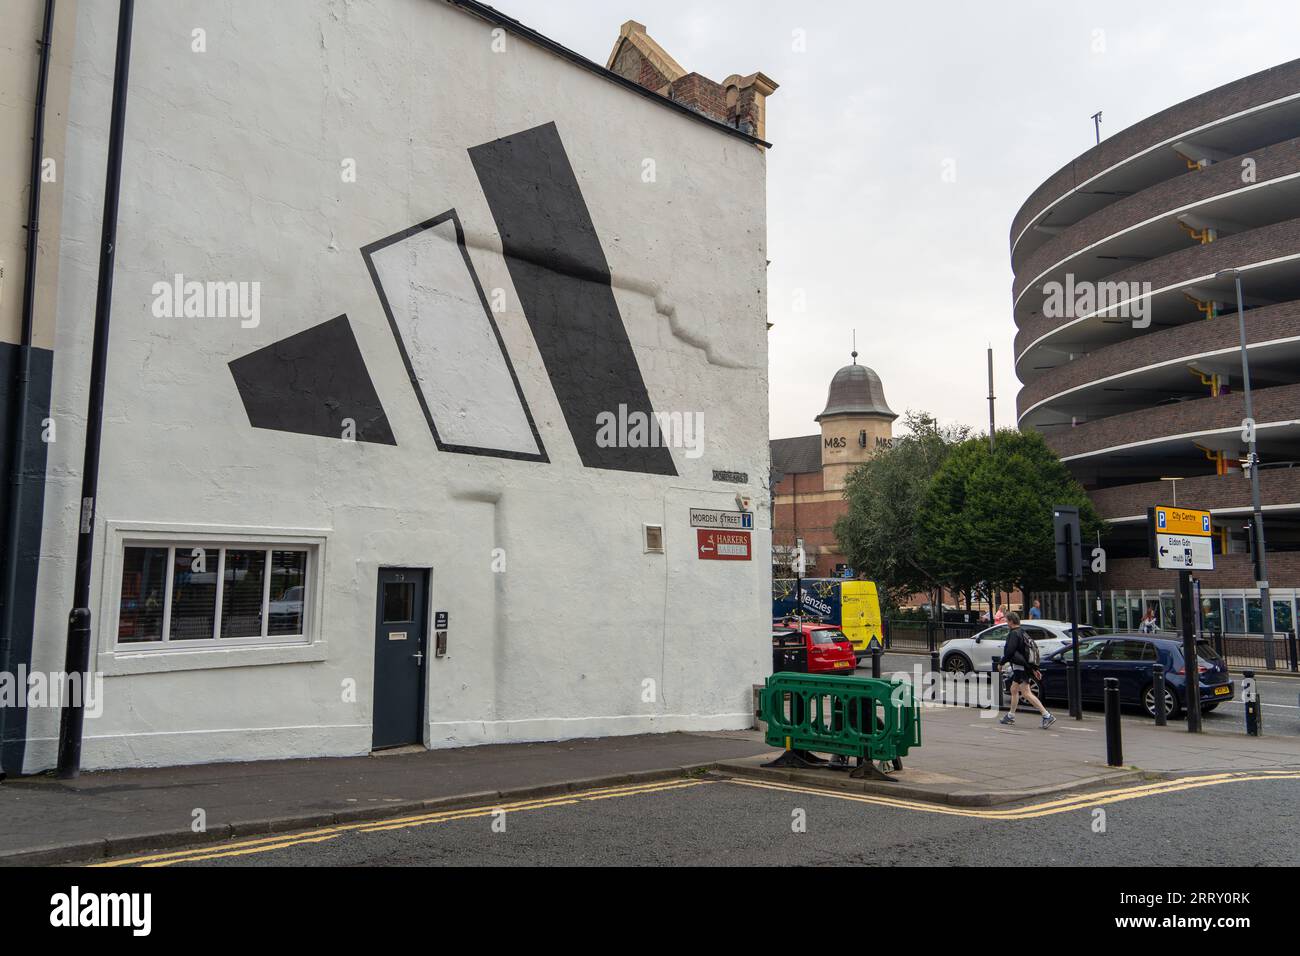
[372,568,428,749]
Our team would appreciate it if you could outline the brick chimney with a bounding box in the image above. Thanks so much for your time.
[606,20,777,142]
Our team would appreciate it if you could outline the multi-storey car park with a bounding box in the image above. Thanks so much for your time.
[1012,58,1300,647]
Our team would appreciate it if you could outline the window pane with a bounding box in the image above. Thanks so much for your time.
[382,582,415,623]
[1200,597,1222,634]
[1160,596,1176,631]
[1273,600,1294,635]
[1246,598,1264,634]
[268,551,307,635]
[1115,599,1129,630]
[118,547,168,642]
[1223,597,1245,634]
[170,547,218,640]
[220,549,266,638]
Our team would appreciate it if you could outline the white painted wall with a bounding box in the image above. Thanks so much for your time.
[24,0,771,770]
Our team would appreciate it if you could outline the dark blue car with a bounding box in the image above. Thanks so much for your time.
[1034,634,1233,718]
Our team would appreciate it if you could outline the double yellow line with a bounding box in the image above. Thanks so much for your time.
[91,768,1300,865]
[92,777,711,867]
[724,768,1300,820]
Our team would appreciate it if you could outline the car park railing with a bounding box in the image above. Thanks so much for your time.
[883,618,983,652]
[759,672,921,777]
[1208,629,1299,672]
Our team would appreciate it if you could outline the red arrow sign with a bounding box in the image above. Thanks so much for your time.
[697,529,751,561]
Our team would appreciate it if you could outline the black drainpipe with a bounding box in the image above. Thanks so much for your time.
[56,0,134,778]
[0,0,56,767]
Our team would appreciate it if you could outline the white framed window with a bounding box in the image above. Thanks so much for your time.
[116,542,313,649]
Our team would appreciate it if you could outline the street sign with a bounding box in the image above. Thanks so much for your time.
[696,529,752,561]
[1154,534,1214,570]
[1152,505,1212,537]
[1148,505,1215,571]
[689,508,753,530]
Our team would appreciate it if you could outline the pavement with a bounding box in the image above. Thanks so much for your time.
[727,702,1300,806]
[4,681,1300,866]
[0,731,768,866]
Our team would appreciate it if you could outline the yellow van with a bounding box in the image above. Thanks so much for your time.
[772,577,884,658]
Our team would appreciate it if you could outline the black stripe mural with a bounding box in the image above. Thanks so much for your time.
[230,122,676,476]
[229,315,395,445]
[469,122,677,476]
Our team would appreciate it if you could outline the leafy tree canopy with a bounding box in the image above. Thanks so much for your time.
[834,411,970,608]
[918,428,1102,594]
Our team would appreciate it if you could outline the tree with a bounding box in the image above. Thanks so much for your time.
[918,428,1102,598]
[835,411,970,610]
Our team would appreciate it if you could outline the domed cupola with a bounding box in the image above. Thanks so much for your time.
[816,350,897,492]
[816,351,897,422]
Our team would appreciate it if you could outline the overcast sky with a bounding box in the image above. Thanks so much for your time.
[506,0,1299,439]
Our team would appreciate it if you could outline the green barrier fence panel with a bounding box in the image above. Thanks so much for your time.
[760,672,921,765]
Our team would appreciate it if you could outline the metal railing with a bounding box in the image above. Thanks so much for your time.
[883,619,984,652]
[1207,628,1299,672]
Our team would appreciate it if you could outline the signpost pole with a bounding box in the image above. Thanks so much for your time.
[1054,506,1084,721]
[1149,503,1214,732]
[1066,521,1082,720]
[1181,569,1202,733]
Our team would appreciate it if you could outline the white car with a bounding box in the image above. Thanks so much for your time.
[939,620,1099,673]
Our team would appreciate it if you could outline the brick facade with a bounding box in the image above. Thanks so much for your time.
[1090,469,1300,521]
[1015,216,1300,360]
[1014,137,1300,302]
[1105,552,1300,590]
[1017,299,1300,420]
[1043,381,1300,462]
[1011,59,1300,246]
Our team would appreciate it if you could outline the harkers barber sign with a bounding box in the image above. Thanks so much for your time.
[696,530,752,561]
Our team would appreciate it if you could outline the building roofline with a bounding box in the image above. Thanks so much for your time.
[445,0,773,148]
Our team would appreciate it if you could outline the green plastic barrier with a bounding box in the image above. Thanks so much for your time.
[760,672,921,768]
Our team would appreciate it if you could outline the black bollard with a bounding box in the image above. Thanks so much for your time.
[1288,630,1299,673]
[1104,677,1123,766]
[993,656,1003,711]
[930,651,941,703]
[1152,663,1167,727]
[1243,669,1261,737]
[871,646,881,679]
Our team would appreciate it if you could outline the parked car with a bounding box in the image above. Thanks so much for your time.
[939,620,1097,674]
[1036,634,1233,718]
[268,585,304,631]
[772,621,857,674]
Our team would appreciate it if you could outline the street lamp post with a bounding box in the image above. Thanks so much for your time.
[1217,268,1276,669]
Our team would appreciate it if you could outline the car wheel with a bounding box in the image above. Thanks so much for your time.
[943,653,972,674]
[1143,683,1179,719]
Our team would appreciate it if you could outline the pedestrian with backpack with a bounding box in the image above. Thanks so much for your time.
[999,612,1056,729]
